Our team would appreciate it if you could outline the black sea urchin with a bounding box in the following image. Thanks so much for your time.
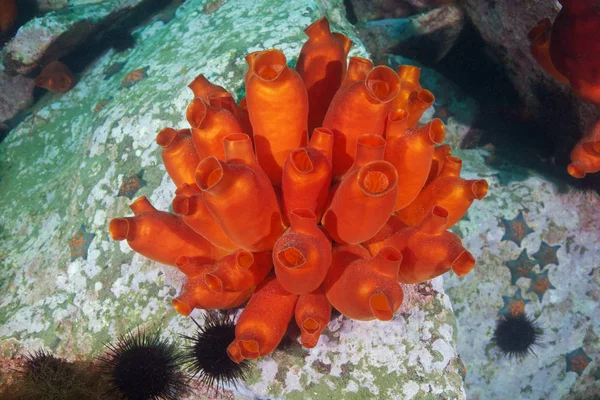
[492,313,544,360]
[98,329,189,400]
[10,350,103,400]
[182,312,250,393]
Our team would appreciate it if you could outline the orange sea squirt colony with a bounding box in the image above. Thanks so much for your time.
[528,0,600,178]
[108,17,489,363]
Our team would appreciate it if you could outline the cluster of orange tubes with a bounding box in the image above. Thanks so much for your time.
[528,0,600,178]
[108,17,488,363]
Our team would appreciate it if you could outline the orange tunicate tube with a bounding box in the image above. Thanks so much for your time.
[340,57,374,91]
[172,265,255,316]
[108,196,227,268]
[273,208,332,295]
[384,206,476,283]
[187,73,230,101]
[171,185,238,251]
[237,97,253,138]
[195,133,285,252]
[244,51,259,86]
[567,120,600,178]
[227,277,298,363]
[207,93,245,130]
[425,144,452,186]
[322,159,398,244]
[156,127,200,189]
[295,287,332,348]
[186,97,242,161]
[323,246,404,321]
[363,214,407,256]
[404,89,435,128]
[296,16,352,132]
[281,128,333,222]
[308,126,334,163]
[203,250,272,293]
[323,65,400,178]
[246,49,309,186]
[396,156,489,227]
[393,65,422,110]
[385,114,445,211]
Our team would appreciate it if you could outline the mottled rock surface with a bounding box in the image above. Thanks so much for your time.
[0,65,35,122]
[0,0,469,398]
[348,0,456,22]
[462,0,600,176]
[445,146,600,399]
[357,4,465,64]
[3,0,161,75]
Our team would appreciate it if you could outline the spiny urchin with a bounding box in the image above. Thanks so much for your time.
[98,329,189,400]
[491,313,544,360]
[181,311,250,393]
[10,350,103,400]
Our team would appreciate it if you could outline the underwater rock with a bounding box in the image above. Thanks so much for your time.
[444,146,600,399]
[0,65,35,123]
[2,0,159,75]
[348,0,458,22]
[356,4,464,65]
[462,0,600,179]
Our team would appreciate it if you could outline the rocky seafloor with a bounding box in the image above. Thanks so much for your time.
[0,0,598,399]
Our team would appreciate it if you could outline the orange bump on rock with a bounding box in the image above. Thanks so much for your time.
[35,61,74,93]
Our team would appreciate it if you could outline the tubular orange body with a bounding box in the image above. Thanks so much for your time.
[204,250,272,293]
[340,57,374,91]
[385,116,445,211]
[244,52,259,86]
[384,206,476,283]
[171,184,238,251]
[237,97,253,138]
[227,277,298,363]
[323,65,400,178]
[404,89,435,128]
[281,128,333,222]
[246,49,309,186]
[208,93,244,128]
[396,156,488,227]
[173,267,255,316]
[195,134,285,251]
[322,159,398,244]
[323,246,403,321]
[295,288,332,348]
[363,214,407,257]
[186,97,243,161]
[393,65,422,110]
[425,144,452,186]
[273,209,332,295]
[568,120,600,178]
[35,61,74,93]
[108,196,227,268]
[296,17,352,132]
[188,74,230,101]
[156,128,200,188]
